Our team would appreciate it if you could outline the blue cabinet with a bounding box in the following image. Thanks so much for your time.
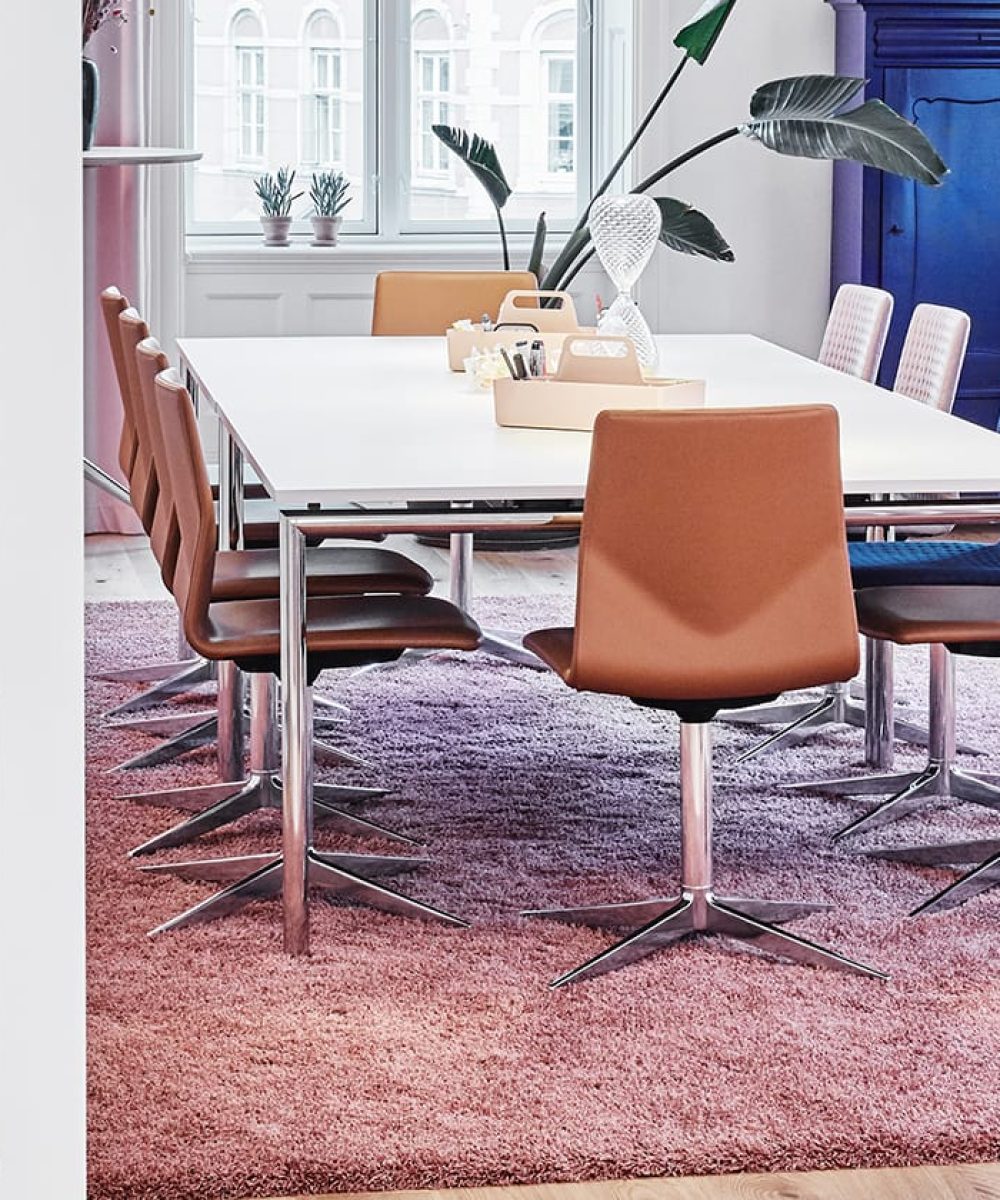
[856,1,1000,429]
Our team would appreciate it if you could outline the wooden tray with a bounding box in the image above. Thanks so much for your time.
[446,290,594,371]
[493,335,706,431]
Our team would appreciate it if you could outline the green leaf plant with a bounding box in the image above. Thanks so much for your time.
[429,2,947,292]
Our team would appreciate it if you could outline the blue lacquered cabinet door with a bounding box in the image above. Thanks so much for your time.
[880,67,1000,429]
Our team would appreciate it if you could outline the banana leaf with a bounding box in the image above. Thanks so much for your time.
[743,75,948,186]
[656,198,734,261]
[431,125,512,210]
[674,0,739,65]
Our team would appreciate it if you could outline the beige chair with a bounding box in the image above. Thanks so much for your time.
[818,283,894,383]
[522,405,885,987]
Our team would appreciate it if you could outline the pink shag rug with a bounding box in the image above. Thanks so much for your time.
[85,599,1000,1200]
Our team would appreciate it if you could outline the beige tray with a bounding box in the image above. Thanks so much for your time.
[493,335,706,431]
[446,289,594,371]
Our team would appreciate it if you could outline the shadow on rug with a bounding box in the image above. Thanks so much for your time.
[85,599,1000,1200]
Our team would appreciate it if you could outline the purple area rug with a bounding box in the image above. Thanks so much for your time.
[85,599,1000,1200]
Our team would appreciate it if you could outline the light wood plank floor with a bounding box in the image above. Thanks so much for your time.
[85,536,1000,1200]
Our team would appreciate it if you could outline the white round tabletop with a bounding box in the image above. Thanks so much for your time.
[83,146,202,167]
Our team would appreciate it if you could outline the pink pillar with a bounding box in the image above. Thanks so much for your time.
[84,13,145,533]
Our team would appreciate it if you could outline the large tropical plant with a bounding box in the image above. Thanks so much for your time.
[432,0,947,284]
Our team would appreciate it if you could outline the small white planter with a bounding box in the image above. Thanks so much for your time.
[260,215,293,247]
[310,214,343,247]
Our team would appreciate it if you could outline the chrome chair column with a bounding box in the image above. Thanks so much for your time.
[526,722,886,987]
[787,644,1000,840]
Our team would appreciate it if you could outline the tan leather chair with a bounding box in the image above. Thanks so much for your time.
[139,365,481,937]
[522,405,886,986]
[371,269,544,667]
[790,586,1000,847]
[371,270,536,336]
[123,336,436,856]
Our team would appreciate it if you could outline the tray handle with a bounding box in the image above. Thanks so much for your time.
[555,336,643,385]
[497,290,580,332]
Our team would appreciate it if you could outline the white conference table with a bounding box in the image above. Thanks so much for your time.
[177,332,1000,955]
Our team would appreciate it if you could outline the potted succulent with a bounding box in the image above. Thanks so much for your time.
[253,167,303,246]
[307,170,351,246]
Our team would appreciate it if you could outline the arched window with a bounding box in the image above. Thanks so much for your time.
[302,9,343,167]
[412,8,452,177]
[534,7,577,176]
[232,9,265,163]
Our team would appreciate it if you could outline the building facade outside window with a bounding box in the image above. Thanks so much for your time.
[188,0,630,238]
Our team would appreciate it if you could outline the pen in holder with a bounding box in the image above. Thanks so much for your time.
[493,334,706,431]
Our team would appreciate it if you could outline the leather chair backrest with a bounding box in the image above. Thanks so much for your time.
[99,286,135,477]
[567,406,860,702]
[371,270,537,336]
[818,284,894,384]
[134,338,182,589]
[893,302,970,413]
[153,368,218,654]
[117,308,157,531]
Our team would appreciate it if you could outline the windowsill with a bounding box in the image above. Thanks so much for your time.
[185,234,570,274]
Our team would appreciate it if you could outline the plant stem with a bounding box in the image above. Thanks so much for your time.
[632,127,741,195]
[587,57,689,220]
[496,208,511,271]
[541,55,690,291]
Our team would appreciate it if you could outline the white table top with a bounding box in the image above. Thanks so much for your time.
[83,146,202,167]
[177,334,1000,509]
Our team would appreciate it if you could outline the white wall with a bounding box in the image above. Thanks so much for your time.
[0,1,87,1197]
[638,0,836,356]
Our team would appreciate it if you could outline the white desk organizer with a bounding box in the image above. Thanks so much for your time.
[446,290,595,372]
[493,335,706,432]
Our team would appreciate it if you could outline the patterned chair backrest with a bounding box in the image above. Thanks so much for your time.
[818,284,894,384]
[893,303,971,413]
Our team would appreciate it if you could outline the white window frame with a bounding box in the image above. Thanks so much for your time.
[182,0,631,245]
[542,51,576,178]
[303,46,344,167]
[234,41,266,164]
[413,49,452,180]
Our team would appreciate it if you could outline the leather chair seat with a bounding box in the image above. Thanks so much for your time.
[200,594,480,680]
[212,546,432,602]
[850,540,1000,588]
[856,585,1000,646]
[526,628,778,722]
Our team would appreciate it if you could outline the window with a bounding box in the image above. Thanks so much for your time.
[302,12,344,167]
[414,51,452,177]
[187,1,631,239]
[233,12,265,164]
[544,54,575,175]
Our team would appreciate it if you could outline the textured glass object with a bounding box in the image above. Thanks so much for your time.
[590,193,661,368]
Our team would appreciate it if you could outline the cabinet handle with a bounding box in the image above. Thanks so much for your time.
[888,224,905,236]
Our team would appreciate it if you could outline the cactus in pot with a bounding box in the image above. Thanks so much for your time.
[253,167,303,246]
[308,170,351,246]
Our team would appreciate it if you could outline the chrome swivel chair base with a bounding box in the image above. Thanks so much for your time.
[525,722,886,988]
[126,768,411,857]
[103,657,216,718]
[142,847,467,937]
[784,646,1000,841]
[866,838,1000,916]
[730,682,934,763]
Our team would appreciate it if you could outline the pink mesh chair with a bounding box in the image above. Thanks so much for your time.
[894,303,971,410]
[818,284,894,383]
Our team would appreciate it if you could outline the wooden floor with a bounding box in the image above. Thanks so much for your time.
[85,535,1000,1200]
[266,1163,1000,1200]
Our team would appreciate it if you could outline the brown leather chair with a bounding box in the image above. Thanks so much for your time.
[139,365,481,937]
[122,336,437,856]
[371,270,536,336]
[797,587,1000,851]
[522,406,886,986]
